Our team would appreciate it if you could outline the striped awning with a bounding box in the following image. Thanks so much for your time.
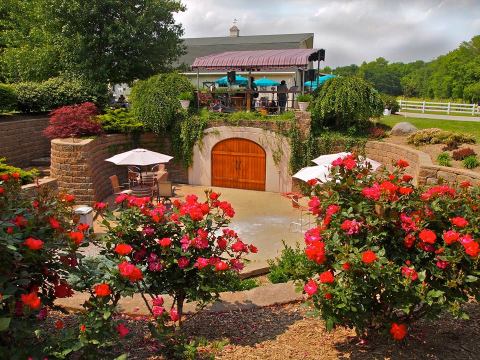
[191,49,319,70]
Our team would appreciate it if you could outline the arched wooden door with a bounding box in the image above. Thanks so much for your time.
[211,138,266,191]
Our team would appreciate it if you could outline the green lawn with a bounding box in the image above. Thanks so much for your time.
[378,115,480,141]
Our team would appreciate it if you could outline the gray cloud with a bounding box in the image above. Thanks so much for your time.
[175,0,480,67]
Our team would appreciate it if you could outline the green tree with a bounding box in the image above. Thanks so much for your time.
[0,0,185,84]
[358,57,403,95]
[332,64,359,77]
[311,76,383,131]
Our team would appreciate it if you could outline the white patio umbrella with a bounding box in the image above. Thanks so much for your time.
[105,148,173,166]
[293,165,331,183]
[312,152,382,171]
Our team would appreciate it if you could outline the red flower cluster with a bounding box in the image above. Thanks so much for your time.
[94,283,111,297]
[332,154,357,170]
[118,261,143,282]
[21,292,41,310]
[115,243,133,255]
[361,250,377,264]
[23,237,44,250]
[305,240,326,264]
[390,323,407,340]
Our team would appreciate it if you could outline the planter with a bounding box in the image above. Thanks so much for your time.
[298,102,309,111]
[180,100,190,109]
[383,108,391,116]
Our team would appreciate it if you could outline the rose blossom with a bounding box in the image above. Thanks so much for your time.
[304,279,318,296]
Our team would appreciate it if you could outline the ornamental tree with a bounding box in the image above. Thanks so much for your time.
[301,154,480,341]
[310,76,384,131]
[95,191,256,326]
[0,175,91,358]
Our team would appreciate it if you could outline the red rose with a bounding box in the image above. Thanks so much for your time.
[118,261,143,282]
[157,237,172,247]
[361,250,377,264]
[402,174,413,182]
[404,233,416,248]
[170,308,179,322]
[177,257,189,269]
[443,230,460,245]
[194,257,209,269]
[401,266,418,281]
[94,283,111,297]
[23,237,44,250]
[94,202,107,210]
[77,223,89,232]
[21,292,41,310]
[68,231,84,245]
[63,194,75,202]
[464,241,480,257]
[307,179,318,186]
[342,262,351,271]
[54,283,73,298]
[399,187,413,195]
[49,217,60,229]
[304,279,318,296]
[80,324,86,332]
[324,293,333,300]
[396,159,409,168]
[6,227,14,234]
[460,181,471,188]
[215,261,229,271]
[231,240,247,252]
[0,187,4,195]
[55,320,64,329]
[419,229,436,244]
[11,172,20,180]
[14,215,27,227]
[114,244,133,256]
[450,217,468,228]
[390,323,407,341]
[1,174,8,181]
[209,192,219,200]
[248,244,258,253]
[319,270,335,284]
[116,323,129,338]
[305,241,326,264]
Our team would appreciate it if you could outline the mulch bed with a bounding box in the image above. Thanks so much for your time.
[47,301,480,359]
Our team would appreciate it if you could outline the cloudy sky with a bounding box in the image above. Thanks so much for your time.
[175,0,480,67]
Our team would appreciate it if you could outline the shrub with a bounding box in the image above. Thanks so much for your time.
[179,91,194,101]
[310,76,384,130]
[43,102,102,139]
[0,176,89,358]
[0,84,17,112]
[452,147,476,161]
[267,242,317,284]
[299,154,480,341]
[463,83,480,103]
[407,128,476,146]
[380,93,400,113]
[368,126,387,139]
[297,94,312,102]
[130,73,194,133]
[96,108,143,134]
[436,152,451,166]
[11,77,109,113]
[463,155,480,169]
[0,157,39,184]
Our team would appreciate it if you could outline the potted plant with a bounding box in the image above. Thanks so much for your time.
[297,94,312,111]
[179,92,193,109]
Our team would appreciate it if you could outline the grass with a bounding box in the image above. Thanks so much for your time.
[378,115,480,141]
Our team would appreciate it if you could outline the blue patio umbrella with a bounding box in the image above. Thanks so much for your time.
[215,75,248,86]
[304,74,336,89]
[254,77,280,87]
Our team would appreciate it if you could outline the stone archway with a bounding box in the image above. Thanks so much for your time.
[188,126,292,192]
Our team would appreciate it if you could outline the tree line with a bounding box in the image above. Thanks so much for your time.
[323,35,480,102]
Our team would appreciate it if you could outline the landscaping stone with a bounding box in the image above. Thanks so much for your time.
[391,122,418,136]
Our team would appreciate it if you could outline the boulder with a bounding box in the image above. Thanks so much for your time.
[391,122,418,136]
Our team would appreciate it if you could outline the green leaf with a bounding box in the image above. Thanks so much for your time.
[103,311,112,320]
[0,318,11,332]
[465,275,478,283]
[114,354,128,360]
[417,270,426,282]
[325,318,335,331]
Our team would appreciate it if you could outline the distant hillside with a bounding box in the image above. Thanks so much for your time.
[324,35,480,102]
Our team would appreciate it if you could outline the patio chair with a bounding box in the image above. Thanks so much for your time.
[289,196,311,233]
[158,181,174,200]
[109,175,132,195]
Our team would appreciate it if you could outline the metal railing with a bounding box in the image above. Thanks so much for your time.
[196,89,301,113]
[398,100,479,115]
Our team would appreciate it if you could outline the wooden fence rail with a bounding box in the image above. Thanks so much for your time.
[398,100,479,115]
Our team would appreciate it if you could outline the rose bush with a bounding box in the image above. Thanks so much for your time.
[301,154,480,341]
[0,174,91,358]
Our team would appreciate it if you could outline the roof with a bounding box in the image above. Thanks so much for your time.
[191,49,319,70]
[177,33,314,66]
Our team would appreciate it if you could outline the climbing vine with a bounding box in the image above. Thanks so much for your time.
[171,113,208,167]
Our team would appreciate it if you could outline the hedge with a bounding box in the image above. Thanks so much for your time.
[0,84,17,112]
[9,76,109,113]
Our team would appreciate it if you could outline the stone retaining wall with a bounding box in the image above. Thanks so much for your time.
[0,116,50,167]
[365,141,480,186]
[21,177,58,197]
[51,134,187,204]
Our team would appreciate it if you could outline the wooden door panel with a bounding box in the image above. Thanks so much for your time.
[211,138,266,191]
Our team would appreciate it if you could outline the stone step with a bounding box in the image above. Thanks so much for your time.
[30,157,51,167]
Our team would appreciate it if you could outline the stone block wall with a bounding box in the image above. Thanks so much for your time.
[0,116,50,167]
[365,141,480,186]
[51,134,188,205]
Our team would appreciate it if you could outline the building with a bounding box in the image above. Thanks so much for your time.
[180,24,315,89]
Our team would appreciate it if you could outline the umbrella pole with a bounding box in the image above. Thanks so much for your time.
[246,69,252,112]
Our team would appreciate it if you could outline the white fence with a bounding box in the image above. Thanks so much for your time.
[398,100,479,115]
